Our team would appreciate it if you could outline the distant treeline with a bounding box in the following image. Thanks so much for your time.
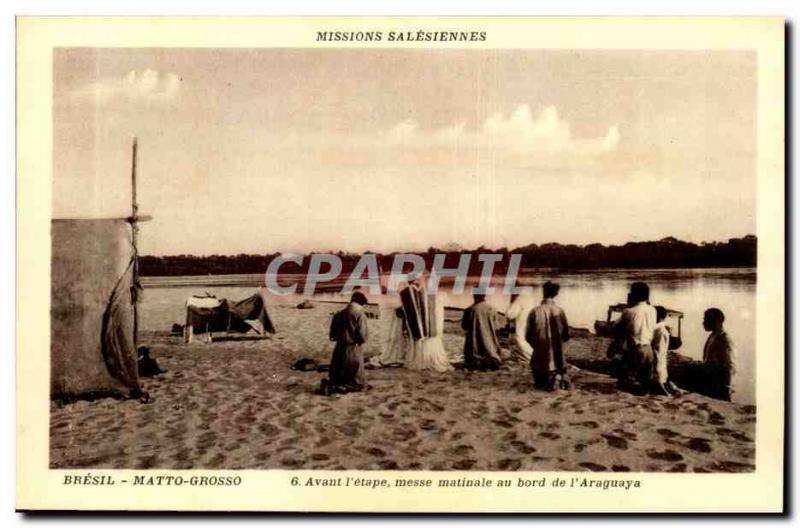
[138,235,757,277]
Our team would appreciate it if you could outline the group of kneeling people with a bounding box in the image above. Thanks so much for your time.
[321,281,736,402]
[601,282,736,401]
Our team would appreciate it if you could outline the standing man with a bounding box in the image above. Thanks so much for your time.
[702,308,736,401]
[505,292,535,362]
[526,281,570,391]
[461,293,503,371]
[617,281,657,390]
[322,291,369,395]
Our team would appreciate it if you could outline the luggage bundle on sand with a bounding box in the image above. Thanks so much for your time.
[183,292,277,343]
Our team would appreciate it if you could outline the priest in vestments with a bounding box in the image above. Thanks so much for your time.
[461,293,503,371]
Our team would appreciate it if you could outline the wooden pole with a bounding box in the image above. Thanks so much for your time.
[131,138,140,346]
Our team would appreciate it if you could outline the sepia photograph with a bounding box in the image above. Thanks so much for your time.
[16,16,785,512]
[49,45,760,472]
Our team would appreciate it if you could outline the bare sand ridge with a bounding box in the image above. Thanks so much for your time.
[50,302,755,472]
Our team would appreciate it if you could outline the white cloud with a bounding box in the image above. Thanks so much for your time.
[386,119,419,143]
[601,125,620,151]
[72,69,181,104]
[433,121,466,143]
[483,105,571,151]
[378,104,620,158]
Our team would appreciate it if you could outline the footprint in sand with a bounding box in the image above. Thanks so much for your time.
[208,453,227,466]
[668,463,688,472]
[492,419,515,429]
[137,455,160,469]
[379,460,399,470]
[315,436,333,448]
[258,423,280,436]
[366,447,386,458]
[450,444,474,456]
[497,458,522,471]
[393,428,417,442]
[234,413,256,425]
[538,431,561,440]
[510,441,536,454]
[612,428,638,440]
[173,449,192,463]
[579,462,607,472]
[656,428,681,439]
[569,421,599,429]
[281,457,304,468]
[416,398,445,413]
[573,443,587,453]
[646,449,683,462]
[611,465,630,472]
[731,432,753,442]
[708,411,726,425]
[686,437,712,453]
[706,460,755,472]
[197,431,218,446]
[338,422,360,436]
[420,419,438,431]
[601,434,629,450]
[452,459,477,470]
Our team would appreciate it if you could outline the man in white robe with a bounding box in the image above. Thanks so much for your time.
[505,293,534,362]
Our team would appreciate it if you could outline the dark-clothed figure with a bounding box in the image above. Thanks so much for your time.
[702,308,736,401]
[461,293,503,371]
[137,346,164,378]
[526,281,570,391]
[324,292,369,394]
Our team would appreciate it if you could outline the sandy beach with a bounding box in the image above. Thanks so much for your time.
[50,301,755,472]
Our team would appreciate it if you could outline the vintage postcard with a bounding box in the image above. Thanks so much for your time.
[17,17,784,512]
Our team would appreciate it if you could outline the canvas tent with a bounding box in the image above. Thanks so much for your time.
[51,219,142,399]
[185,292,276,341]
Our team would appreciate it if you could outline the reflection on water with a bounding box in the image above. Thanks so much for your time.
[141,268,755,403]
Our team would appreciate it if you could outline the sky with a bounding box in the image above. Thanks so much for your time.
[52,48,757,256]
